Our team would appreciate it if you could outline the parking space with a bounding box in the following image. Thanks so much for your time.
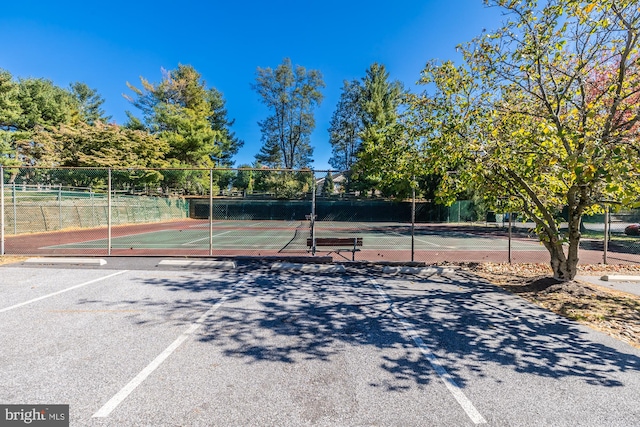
[1,261,639,426]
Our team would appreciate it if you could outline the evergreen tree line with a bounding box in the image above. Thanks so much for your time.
[0,65,244,194]
[0,58,432,198]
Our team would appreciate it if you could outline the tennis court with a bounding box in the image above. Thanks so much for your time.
[27,219,548,263]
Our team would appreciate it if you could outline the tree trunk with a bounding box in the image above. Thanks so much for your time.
[544,218,581,281]
[546,241,573,281]
[565,210,582,281]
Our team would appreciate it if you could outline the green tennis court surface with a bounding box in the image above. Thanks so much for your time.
[42,220,547,252]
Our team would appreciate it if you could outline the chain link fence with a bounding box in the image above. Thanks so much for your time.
[1,166,638,264]
[2,183,187,234]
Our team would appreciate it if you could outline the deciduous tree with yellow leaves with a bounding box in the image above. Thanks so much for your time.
[408,0,640,280]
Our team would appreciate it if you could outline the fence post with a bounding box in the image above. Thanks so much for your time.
[508,211,512,264]
[58,184,63,230]
[108,168,112,255]
[13,182,17,235]
[90,189,95,227]
[209,169,213,256]
[603,205,609,265]
[411,177,415,263]
[1,165,4,255]
[311,171,316,256]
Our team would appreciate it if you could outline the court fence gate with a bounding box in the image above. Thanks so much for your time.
[1,166,638,265]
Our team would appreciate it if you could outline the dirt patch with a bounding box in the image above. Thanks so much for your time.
[460,262,640,349]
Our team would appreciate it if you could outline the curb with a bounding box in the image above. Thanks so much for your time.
[157,260,236,269]
[600,275,640,282]
[24,257,107,266]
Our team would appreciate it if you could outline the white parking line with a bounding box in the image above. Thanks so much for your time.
[0,271,128,314]
[372,280,487,425]
[92,281,244,418]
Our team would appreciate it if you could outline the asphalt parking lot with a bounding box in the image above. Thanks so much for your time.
[1,258,640,426]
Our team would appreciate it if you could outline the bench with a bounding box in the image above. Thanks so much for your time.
[307,237,363,261]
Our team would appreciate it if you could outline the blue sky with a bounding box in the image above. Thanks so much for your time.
[1,0,504,169]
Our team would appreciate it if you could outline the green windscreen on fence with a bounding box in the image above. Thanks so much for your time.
[190,198,478,223]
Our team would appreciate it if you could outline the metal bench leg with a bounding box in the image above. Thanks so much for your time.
[352,239,357,261]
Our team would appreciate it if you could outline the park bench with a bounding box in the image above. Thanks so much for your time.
[307,237,363,261]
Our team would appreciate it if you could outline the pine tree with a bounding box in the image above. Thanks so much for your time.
[321,171,335,196]
[69,82,111,125]
[125,65,241,168]
[328,80,363,172]
[351,63,409,197]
